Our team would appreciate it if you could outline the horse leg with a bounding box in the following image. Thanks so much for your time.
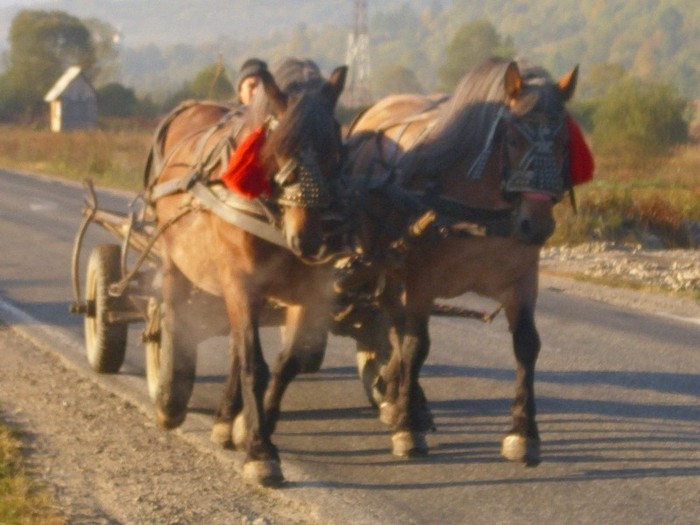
[211,337,243,448]
[282,303,328,374]
[222,289,283,487]
[355,304,393,407]
[373,275,434,426]
[264,303,328,434]
[501,294,542,466]
[376,295,434,457]
[154,257,199,429]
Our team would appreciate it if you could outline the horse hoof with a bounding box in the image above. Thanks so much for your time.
[501,434,541,466]
[232,413,248,450]
[155,407,186,430]
[210,421,233,449]
[391,431,428,458]
[379,402,398,426]
[243,460,284,488]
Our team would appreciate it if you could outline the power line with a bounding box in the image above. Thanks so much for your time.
[343,0,372,107]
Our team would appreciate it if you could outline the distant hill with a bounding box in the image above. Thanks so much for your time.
[1,0,697,101]
[0,0,440,47]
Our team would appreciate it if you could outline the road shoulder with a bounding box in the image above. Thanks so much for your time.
[0,321,322,525]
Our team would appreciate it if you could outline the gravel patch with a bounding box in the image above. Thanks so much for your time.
[0,321,324,525]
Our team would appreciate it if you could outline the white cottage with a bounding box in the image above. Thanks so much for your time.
[44,66,97,132]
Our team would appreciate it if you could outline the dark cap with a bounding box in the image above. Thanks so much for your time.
[237,58,268,91]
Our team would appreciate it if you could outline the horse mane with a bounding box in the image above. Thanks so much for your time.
[248,58,340,161]
[404,57,511,177]
[407,56,558,179]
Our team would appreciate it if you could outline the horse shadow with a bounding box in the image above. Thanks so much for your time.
[256,363,700,489]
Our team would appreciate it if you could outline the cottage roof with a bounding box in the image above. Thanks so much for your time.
[44,66,91,102]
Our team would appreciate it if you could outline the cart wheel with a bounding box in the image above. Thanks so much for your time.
[145,298,162,403]
[84,244,128,373]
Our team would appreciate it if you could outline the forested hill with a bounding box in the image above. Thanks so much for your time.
[0,0,436,46]
[1,0,697,99]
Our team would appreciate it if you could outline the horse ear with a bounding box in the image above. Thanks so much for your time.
[504,61,523,103]
[259,69,288,115]
[322,65,348,109]
[557,65,579,102]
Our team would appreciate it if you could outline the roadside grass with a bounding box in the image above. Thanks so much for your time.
[0,418,65,525]
[549,144,700,247]
[0,124,151,191]
[1,124,698,247]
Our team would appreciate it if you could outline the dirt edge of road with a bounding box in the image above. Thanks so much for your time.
[0,318,330,525]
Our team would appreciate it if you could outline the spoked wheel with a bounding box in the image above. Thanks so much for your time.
[144,297,163,403]
[84,244,128,373]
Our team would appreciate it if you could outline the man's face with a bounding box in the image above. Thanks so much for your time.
[239,76,260,105]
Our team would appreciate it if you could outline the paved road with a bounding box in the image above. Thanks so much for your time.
[1,168,699,524]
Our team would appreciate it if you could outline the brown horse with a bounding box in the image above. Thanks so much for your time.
[146,58,347,486]
[342,57,578,464]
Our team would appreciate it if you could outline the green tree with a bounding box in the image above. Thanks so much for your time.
[97,83,138,118]
[189,62,234,100]
[580,63,627,99]
[437,20,515,91]
[1,10,97,120]
[592,78,688,155]
[163,61,234,110]
[374,65,424,98]
[83,17,120,86]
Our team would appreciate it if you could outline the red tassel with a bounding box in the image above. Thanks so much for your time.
[567,116,594,186]
[221,126,272,198]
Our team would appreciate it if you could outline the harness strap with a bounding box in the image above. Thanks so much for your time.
[146,104,245,202]
[466,105,506,179]
[375,183,513,238]
[189,182,288,249]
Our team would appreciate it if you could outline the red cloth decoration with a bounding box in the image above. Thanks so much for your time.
[221,126,272,198]
[567,116,594,186]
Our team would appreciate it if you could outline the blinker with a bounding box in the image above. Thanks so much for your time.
[274,146,331,208]
[502,115,567,201]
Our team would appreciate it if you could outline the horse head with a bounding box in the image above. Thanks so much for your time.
[501,60,578,245]
[252,60,347,260]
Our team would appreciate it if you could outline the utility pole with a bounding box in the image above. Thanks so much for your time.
[343,0,372,107]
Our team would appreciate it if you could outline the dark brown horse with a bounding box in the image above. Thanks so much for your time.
[342,57,578,464]
[146,58,347,486]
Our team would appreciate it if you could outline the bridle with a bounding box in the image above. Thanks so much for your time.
[501,112,568,201]
[467,106,569,202]
[262,116,333,209]
[272,144,331,208]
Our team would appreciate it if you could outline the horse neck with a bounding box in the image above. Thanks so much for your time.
[405,103,511,210]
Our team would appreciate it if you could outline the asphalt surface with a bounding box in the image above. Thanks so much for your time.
[1,168,699,525]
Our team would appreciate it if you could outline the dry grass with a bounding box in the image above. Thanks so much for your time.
[550,144,700,247]
[0,125,152,191]
[0,420,65,525]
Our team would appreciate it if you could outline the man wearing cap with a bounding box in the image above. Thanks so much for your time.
[237,58,268,105]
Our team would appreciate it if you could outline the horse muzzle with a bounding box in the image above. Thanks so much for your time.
[513,192,556,246]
